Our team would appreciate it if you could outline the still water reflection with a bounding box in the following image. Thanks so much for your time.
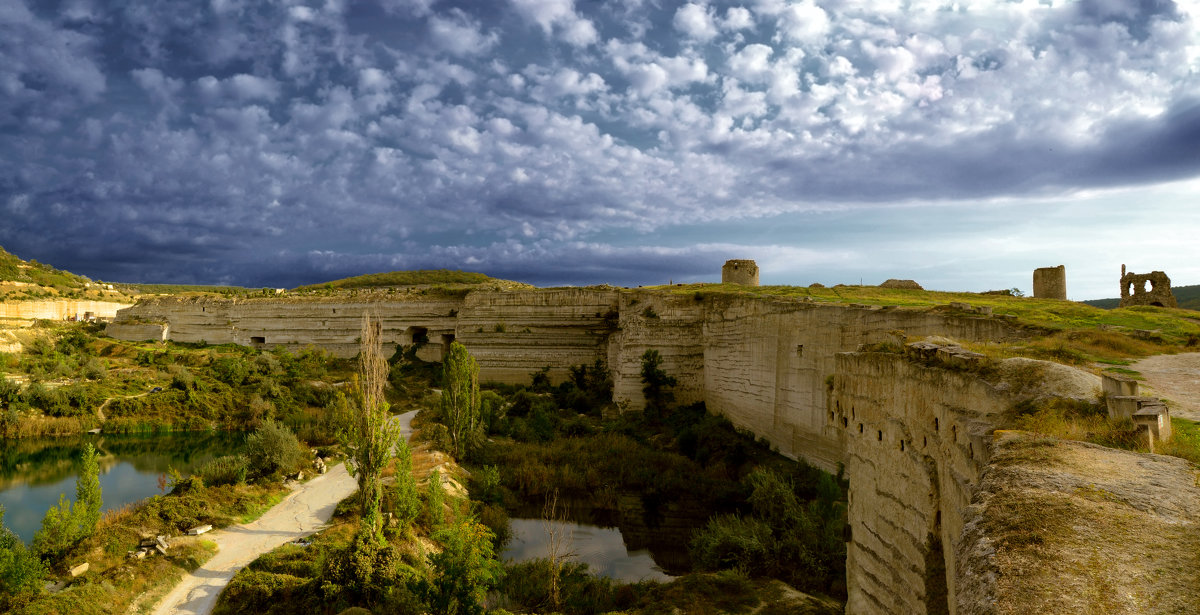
[501,518,675,583]
[0,431,246,543]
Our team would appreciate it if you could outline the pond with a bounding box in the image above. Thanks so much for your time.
[0,431,247,543]
[501,518,677,583]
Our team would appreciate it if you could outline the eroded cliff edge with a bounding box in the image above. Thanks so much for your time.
[958,431,1200,615]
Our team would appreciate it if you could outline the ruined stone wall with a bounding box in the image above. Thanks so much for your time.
[831,352,1015,615]
[721,259,759,286]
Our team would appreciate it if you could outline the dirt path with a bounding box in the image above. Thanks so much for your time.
[1130,353,1200,422]
[149,410,417,615]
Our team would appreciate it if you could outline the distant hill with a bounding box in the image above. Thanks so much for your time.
[294,269,522,291]
[0,246,92,289]
[1082,283,1200,311]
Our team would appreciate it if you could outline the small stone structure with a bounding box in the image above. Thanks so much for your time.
[721,260,759,286]
[880,279,923,290]
[1032,265,1067,300]
[1120,264,1177,308]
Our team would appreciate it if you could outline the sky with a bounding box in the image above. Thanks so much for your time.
[1,0,1198,299]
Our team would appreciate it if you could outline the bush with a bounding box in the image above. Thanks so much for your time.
[689,514,774,574]
[198,455,250,486]
[245,420,305,477]
[0,505,45,609]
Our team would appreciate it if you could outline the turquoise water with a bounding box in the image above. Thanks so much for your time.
[0,431,246,543]
[500,518,675,583]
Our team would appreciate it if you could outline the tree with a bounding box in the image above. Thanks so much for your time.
[339,313,402,538]
[32,443,102,563]
[75,443,102,539]
[440,342,480,460]
[419,517,503,615]
[640,349,676,419]
[0,505,45,610]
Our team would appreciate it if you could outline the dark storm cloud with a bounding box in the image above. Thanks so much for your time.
[1,0,1198,287]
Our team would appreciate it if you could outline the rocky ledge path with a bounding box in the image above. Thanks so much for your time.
[149,410,417,615]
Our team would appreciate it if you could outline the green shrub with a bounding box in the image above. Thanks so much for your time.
[198,455,250,486]
[245,420,304,477]
[689,514,774,574]
[0,505,45,610]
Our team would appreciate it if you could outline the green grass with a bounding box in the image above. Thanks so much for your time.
[1160,418,1200,465]
[238,491,289,523]
[294,269,505,291]
[0,246,92,289]
[658,283,1200,345]
[120,283,259,296]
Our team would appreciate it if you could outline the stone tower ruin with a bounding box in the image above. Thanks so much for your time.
[1120,264,1177,308]
[1032,265,1067,300]
[722,259,759,286]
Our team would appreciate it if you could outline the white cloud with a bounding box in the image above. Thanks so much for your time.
[723,6,755,31]
[776,1,830,45]
[429,9,499,57]
[509,0,598,47]
[674,3,719,41]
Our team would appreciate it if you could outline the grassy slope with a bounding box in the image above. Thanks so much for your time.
[1081,283,1200,311]
[657,283,1200,344]
[293,269,516,291]
[0,247,92,289]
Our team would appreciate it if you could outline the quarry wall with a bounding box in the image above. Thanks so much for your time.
[832,352,1015,615]
[108,288,1045,613]
[0,299,131,324]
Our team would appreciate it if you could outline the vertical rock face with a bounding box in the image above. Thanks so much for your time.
[1032,266,1066,300]
[0,300,131,324]
[831,352,1013,615]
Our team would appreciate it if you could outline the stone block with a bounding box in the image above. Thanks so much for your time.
[1102,373,1138,399]
[1108,395,1161,421]
[186,524,212,536]
[68,562,89,577]
[1133,404,1171,442]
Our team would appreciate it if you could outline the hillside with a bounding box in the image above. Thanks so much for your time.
[293,269,531,291]
[0,246,92,289]
[1082,283,1200,311]
[0,246,131,303]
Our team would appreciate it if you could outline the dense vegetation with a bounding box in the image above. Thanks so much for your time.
[214,344,847,614]
[0,321,349,440]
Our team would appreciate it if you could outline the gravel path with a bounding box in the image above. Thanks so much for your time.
[1130,353,1200,422]
[150,410,417,615]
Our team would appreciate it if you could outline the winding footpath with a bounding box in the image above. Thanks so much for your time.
[149,410,417,615]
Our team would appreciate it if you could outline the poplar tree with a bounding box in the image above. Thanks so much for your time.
[440,342,480,460]
[339,313,402,538]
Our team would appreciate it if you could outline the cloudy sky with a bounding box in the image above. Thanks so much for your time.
[2,0,1198,299]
